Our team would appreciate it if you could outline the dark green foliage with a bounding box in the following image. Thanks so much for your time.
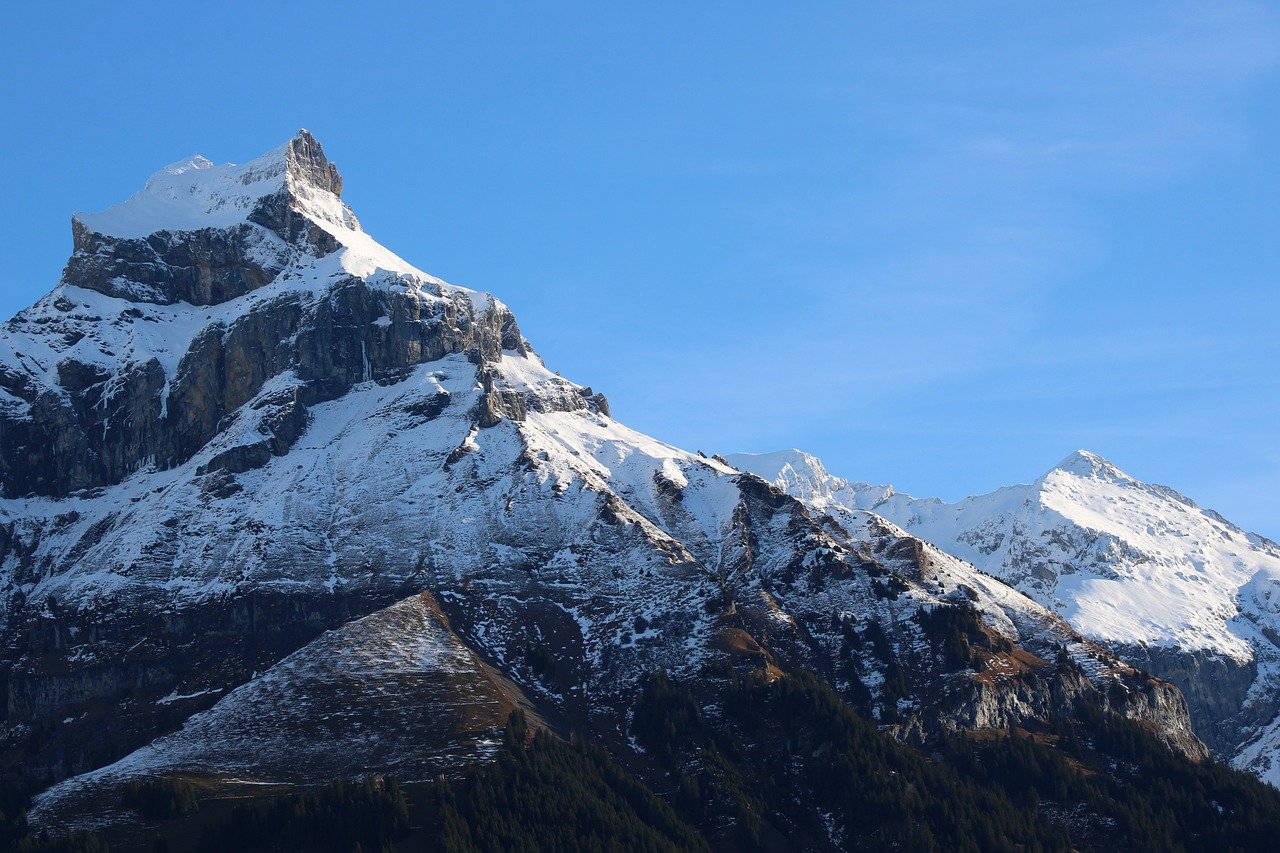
[861,617,891,661]
[633,672,704,761]
[631,667,1280,852]
[881,659,910,705]
[2,773,109,852]
[120,776,199,819]
[918,603,1012,671]
[422,710,707,852]
[14,667,1280,852]
[1055,645,1085,676]
[11,830,110,852]
[0,774,33,850]
[838,615,861,652]
[1059,701,1280,851]
[523,644,556,679]
[633,667,1063,852]
[918,603,984,670]
[192,713,702,853]
[942,707,1280,853]
[197,777,409,853]
[872,576,908,600]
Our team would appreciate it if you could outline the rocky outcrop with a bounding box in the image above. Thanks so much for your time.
[64,218,292,306]
[0,135,1214,823]
[937,666,1207,760]
[731,448,1280,777]
[63,130,342,307]
[0,278,535,499]
[1117,643,1261,755]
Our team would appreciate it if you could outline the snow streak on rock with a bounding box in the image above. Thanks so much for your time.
[0,135,1212,831]
[731,448,1280,783]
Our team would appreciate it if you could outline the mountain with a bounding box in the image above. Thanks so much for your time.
[729,449,1280,783]
[0,133,1251,845]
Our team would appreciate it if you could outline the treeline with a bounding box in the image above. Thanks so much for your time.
[0,773,107,853]
[121,777,199,820]
[945,700,1280,851]
[190,713,703,853]
[197,777,410,852]
[634,667,1064,851]
[633,665,1280,852]
[418,711,706,852]
[10,664,1280,851]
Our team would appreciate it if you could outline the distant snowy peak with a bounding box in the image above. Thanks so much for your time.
[735,446,1280,781]
[1047,449,1130,482]
[726,449,837,496]
[725,449,894,511]
[738,446,1280,659]
[75,129,354,240]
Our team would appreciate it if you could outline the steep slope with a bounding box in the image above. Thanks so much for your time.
[730,449,1280,782]
[0,134,1207,833]
[28,590,538,830]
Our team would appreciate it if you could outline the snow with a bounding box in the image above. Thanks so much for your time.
[30,593,516,828]
[156,687,224,705]
[75,136,356,239]
[733,446,1280,781]
[69,130,487,307]
[0,133,1221,828]
[731,448,1280,659]
[0,132,498,417]
[76,152,290,238]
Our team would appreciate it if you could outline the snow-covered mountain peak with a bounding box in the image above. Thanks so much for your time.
[0,134,528,499]
[727,449,828,487]
[726,449,894,511]
[1044,449,1132,485]
[73,129,358,242]
[737,445,1280,781]
[75,129,354,241]
[744,447,1278,658]
[43,131,489,311]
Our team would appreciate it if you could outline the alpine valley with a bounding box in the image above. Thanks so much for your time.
[1,133,1278,852]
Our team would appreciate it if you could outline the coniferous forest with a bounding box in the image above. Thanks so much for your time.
[8,659,1280,852]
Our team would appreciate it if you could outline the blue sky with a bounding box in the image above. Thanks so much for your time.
[2,2,1278,535]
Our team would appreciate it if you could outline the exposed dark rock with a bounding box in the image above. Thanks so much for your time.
[0,134,1218,830]
[1116,642,1261,756]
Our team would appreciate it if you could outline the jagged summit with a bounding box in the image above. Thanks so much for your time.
[0,133,532,498]
[725,448,823,481]
[281,128,344,196]
[726,449,894,510]
[0,134,1222,834]
[1047,448,1129,482]
[61,130,391,306]
[75,129,349,240]
[738,445,1280,783]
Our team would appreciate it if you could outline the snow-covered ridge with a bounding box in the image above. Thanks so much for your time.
[75,130,353,239]
[731,448,1280,657]
[1,132,498,412]
[67,129,461,291]
[731,447,1280,783]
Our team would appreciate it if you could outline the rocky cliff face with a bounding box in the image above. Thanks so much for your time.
[0,132,532,500]
[0,134,1210,830]
[731,448,1280,782]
